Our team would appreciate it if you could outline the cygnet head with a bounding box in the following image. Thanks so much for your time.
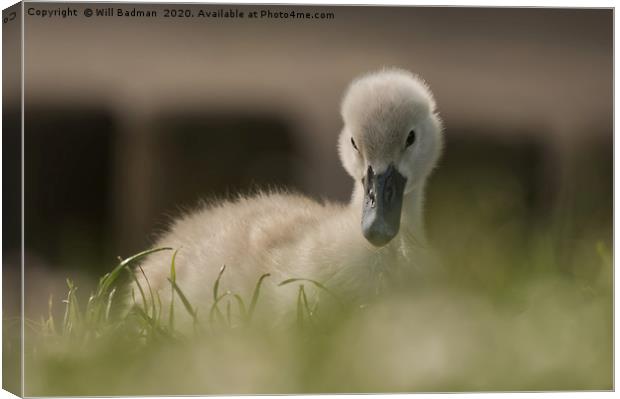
[338,68,443,247]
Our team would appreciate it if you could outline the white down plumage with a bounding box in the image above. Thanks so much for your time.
[133,68,444,326]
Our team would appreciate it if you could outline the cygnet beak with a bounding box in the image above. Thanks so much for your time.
[361,164,407,247]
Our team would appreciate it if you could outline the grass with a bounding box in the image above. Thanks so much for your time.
[13,232,611,396]
[5,168,613,395]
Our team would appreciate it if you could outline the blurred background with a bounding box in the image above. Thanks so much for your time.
[3,5,612,318]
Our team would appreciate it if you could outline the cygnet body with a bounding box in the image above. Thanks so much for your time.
[133,68,444,325]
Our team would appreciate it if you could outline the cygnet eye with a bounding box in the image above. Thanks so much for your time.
[351,137,359,152]
[406,130,416,148]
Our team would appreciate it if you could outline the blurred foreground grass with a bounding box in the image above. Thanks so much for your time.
[5,164,614,395]
[12,233,612,395]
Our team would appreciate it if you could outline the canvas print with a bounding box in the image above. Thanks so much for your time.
[2,2,613,396]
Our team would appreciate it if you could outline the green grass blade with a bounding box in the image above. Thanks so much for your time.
[248,273,271,321]
[210,265,227,322]
[296,285,304,328]
[132,305,174,340]
[129,270,148,315]
[300,284,313,321]
[213,265,226,302]
[62,279,80,336]
[279,277,342,305]
[137,264,157,320]
[105,288,116,322]
[209,293,230,325]
[99,247,173,297]
[167,278,199,322]
[169,249,180,331]
[232,294,247,321]
[155,291,163,325]
[47,294,56,336]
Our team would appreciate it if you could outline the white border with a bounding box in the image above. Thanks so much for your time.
[0,1,615,399]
